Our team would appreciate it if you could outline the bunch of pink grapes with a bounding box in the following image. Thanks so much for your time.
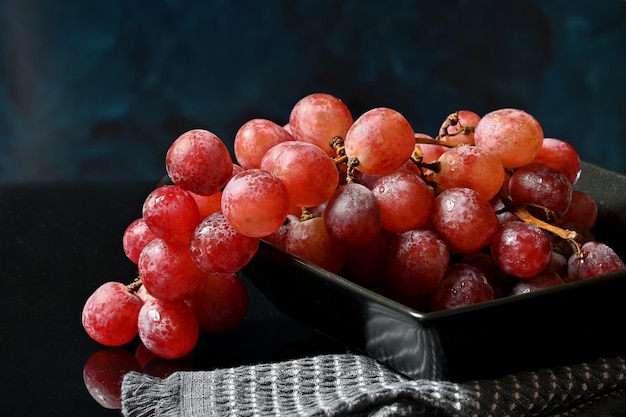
[82,92,626,359]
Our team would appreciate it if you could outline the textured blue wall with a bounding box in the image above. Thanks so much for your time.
[1,0,625,182]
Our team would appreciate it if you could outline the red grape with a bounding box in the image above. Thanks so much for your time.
[323,182,381,248]
[122,217,156,264]
[413,133,447,164]
[190,211,260,275]
[221,169,290,238]
[259,140,294,173]
[371,169,434,233]
[531,137,581,185]
[438,110,481,145]
[82,282,143,346]
[189,191,222,220]
[185,273,249,333]
[508,163,573,219]
[491,221,552,278]
[431,187,499,255]
[137,298,199,359]
[234,118,294,169]
[568,241,626,280]
[283,216,346,274]
[142,185,200,245]
[543,250,568,277]
[462,252,514,298]
[559,190,598,230]
[386,229,450,298]
[344,229,393,284]
[138,238,207,302]
[270,141,339,208]
[166,129,233,196]
[474,108,544,169]
[261,213,299,249]
[510,271,565,296]
[288,92,354,156]
[344,107,416,175]
[429,263,494,311]
[434,145,505,200]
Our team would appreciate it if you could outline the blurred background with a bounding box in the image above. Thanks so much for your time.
[0,0,624,183]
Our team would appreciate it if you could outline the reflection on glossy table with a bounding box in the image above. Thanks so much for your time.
[0,181,343,416]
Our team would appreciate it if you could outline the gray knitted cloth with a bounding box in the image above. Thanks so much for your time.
[121,354,626,417]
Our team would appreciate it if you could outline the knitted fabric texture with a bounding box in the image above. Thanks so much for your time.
[121,354,626,417]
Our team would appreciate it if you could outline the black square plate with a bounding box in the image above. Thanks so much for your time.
[241,161,626,382]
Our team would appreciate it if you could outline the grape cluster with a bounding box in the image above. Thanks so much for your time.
[82,92,626,359]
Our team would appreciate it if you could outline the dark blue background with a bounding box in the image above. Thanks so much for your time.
[1,0,625,182]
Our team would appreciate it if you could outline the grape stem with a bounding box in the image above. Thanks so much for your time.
[435,111,476,140]
[346,157,359,184]
[414,134,460,148]
[501,197,578,241]
[330,136,348,166]
[499,197,583,279]
[126,277,143,293]
[300,207,315,221]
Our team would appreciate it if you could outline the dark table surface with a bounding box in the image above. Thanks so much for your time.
[0,181,344,416]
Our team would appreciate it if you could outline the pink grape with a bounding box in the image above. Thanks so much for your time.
[543,250,568,277]
[283,216,346,274]
[568,241,626,280]
[221,169,290,238]
[491,221,552,278]
[142,185,200,245]
[510,271,565,296]
[137,298,199,359]
[190,211,260,275]
[431,187,499,255]
[434,145,505,200]
[259,141,294,173]
[288,92,354,156]
[261,213,299,249]
[559,190,598,230]
[508,163,573,219]
[438,110,481,145]
[185,273,249,333]
[371,169,434,233]
[474,108,544,169]
[234,118,294,169]
[352,170,381,190]
[385,229,450,298]
[531,137,581,185]
[122,217,156,264]
[414,133,446,163]
[429,263,494,311]
[189,190,222,220]
[323,182,381,248]
[344,107,416,175]
[462,252,514,298]
[165,129,233,196]
[270,141,339,208]
[82,282,143,347]
[491,198,520,225]
[344,229,393,284]
[138,238,207,302]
